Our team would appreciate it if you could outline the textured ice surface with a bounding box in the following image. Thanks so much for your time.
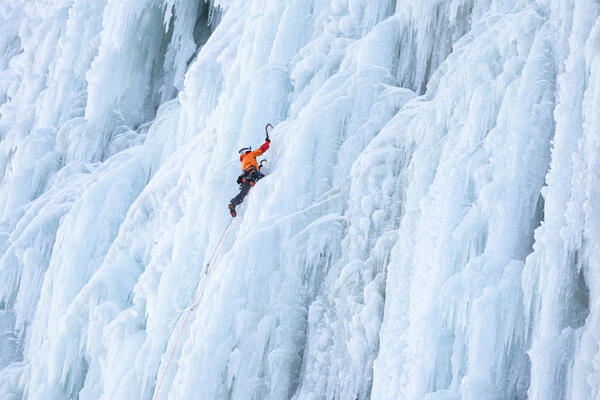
[0,0,599,399]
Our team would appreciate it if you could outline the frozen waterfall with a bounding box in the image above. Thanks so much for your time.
[1,0,599,399]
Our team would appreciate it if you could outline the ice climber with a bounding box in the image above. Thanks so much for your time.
[228,124,272,217]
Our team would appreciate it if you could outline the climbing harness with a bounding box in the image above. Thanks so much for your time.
[152,217,236,400]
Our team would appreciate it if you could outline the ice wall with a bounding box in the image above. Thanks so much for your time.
[0,0,599,399]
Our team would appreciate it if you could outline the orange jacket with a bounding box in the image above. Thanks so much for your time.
[240,140,269,171]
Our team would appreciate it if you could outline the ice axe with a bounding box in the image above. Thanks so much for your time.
[265,123,273,141]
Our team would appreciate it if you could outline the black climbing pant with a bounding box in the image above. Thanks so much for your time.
[229,168,265,208]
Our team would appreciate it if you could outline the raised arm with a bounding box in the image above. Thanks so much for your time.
[249,140,270,157]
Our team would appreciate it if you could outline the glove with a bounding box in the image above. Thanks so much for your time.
[236,175,243,184]
[265,138,270,143]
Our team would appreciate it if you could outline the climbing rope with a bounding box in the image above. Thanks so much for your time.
[153,217,236,400]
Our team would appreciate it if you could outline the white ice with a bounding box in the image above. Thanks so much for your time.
[0,0,599,399]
